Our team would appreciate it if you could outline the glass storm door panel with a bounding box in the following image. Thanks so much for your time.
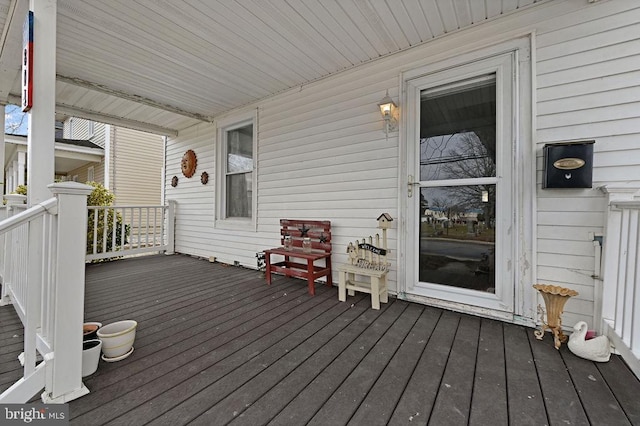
[405,53,515,313]
[419,76,497,292]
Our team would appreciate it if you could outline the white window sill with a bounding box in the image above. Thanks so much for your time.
[215,218,256,232]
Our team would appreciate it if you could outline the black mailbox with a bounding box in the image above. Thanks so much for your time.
[543,141,594,189]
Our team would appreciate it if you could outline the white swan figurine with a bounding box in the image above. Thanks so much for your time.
[568,321,611,362]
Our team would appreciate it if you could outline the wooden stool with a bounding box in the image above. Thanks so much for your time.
[338,263,388,310]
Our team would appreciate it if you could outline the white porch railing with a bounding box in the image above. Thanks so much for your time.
[601,188,640,379]
[86,200,175,261]
[0,183,93,403]
[0,195,28,309]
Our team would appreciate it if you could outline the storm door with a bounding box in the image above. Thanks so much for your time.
[403,53,516,313]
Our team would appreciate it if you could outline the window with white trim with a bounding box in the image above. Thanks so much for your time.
[216,110,257,229]
[87,166,95,182]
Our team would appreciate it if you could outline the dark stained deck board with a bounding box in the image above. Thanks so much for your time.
[503,323,548,425]
[0,254,639,426]
[562,343,632,425]
[388,309,461,425]
[597,355,640,424]
[72,287,320,422]
[527,331,590,425]
[267,300,408,425]
[347,306,440,426]
[429,315,481,425]
[216,295,382,426]
[469,318,508,426]
[305,303,425,425]
[108,290,356,425]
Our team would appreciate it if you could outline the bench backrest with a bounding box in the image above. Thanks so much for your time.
[280,219,331,253]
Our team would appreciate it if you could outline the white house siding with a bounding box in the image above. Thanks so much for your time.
[165,0,640,325]
[66,160,104,185]
[535,2,640,327]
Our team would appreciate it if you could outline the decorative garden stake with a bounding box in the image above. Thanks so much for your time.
[533,283,578,349]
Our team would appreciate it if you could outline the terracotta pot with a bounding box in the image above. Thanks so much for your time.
[83,322,102,341]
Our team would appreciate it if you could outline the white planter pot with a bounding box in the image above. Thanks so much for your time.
[82,339,102,377]
[97,320,137,359]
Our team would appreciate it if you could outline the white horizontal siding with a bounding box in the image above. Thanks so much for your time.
[534,3,640,324]
[166,0,640,325]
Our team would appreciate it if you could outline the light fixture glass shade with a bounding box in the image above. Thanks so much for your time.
[378,91,398,135]
[378,93,395,117]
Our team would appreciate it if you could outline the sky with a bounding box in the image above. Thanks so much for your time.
[5,104,28,135]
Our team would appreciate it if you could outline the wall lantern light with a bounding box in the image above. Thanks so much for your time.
[378,90,398,135]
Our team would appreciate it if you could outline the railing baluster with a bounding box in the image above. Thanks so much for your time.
[603,194,640,380]
[82,203,174,261]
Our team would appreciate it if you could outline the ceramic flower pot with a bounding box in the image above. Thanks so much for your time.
[97,320,137,359]
[82,339,102,377]
[83,322,102,341]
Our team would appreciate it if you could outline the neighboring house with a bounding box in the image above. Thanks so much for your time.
[3,133,104,194]
[3,118,163,206]
[62,118,164,207]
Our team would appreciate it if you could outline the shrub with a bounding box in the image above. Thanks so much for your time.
[3,182,129,254]
[85,182,130,254]
[13,185,27,196]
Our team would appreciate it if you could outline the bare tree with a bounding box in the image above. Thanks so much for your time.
[5,104,27,135]
[439,131,496,228]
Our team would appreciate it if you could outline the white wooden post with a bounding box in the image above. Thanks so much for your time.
[27,0,56,207]
[24,0,57,388]
[17,151,26,187]
[600,186,638,331]
[0,107,5,194]
[42,182,92,403]
[165,199,176,255]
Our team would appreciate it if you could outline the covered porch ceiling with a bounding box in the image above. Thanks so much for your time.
[0,0,545,136]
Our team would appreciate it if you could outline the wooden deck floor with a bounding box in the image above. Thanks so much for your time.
[1,254,640,425]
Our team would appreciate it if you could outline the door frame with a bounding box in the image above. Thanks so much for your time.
[397,36,535,323]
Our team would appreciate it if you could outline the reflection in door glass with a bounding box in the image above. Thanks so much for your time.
[419,186,496,293]
[420,75,496,182]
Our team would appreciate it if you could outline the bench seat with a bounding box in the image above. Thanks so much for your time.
[264,220,332,295]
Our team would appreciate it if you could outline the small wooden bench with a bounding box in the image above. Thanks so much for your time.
[338,214,392,309]
[264,219,332,295]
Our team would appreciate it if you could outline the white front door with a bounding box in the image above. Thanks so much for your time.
[402,51,519,316]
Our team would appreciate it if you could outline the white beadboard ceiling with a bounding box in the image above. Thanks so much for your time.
[0,0,545,135]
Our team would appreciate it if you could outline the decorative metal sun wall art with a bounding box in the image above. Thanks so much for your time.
[181,149,197,178]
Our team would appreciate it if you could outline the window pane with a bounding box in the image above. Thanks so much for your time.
[419,185,496,292]
[227,124,253,173]
[226,172,252,218]
[420,76,496,181]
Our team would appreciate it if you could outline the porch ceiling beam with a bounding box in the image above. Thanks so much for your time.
[56,74,213,123]
[0,0,29,102]
[54,104,179,137]
[7,94,179,137]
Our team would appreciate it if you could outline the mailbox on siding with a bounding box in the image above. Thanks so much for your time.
[543,141,595,189]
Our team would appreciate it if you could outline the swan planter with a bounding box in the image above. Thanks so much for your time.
[97,320,137,361]
[568,321,611,362]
